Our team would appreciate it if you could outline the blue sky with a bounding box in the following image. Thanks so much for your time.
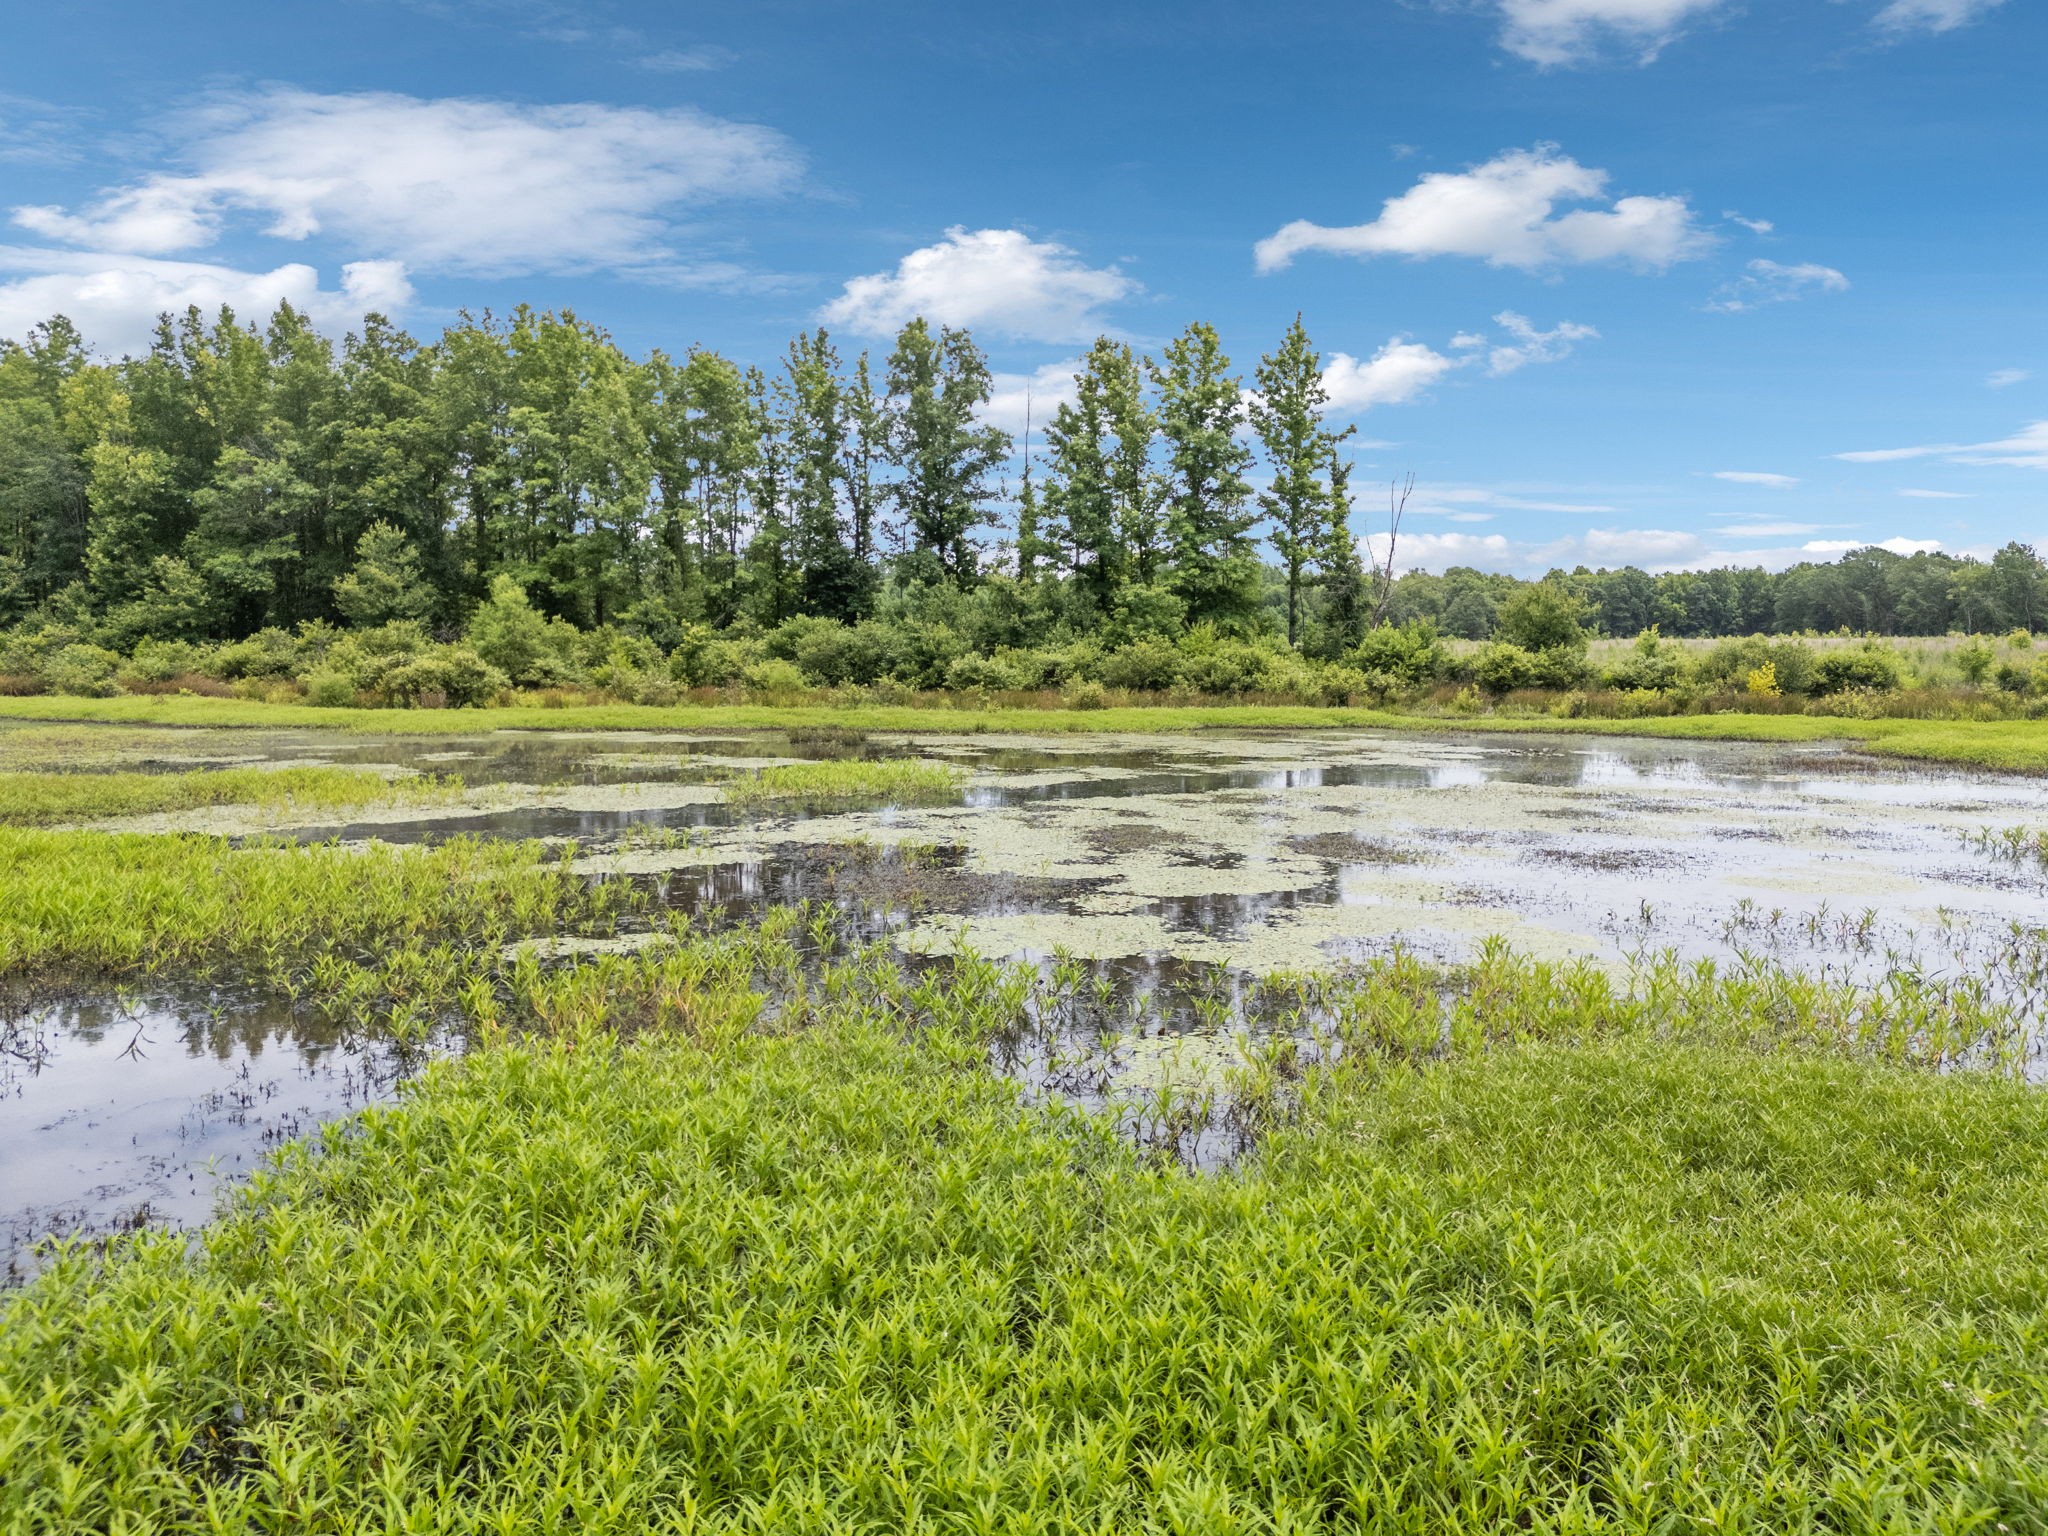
[0,0,2040,574]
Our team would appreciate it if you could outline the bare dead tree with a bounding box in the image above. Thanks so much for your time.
[1368,471,1414,628]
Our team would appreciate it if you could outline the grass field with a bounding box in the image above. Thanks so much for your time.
[0,764,458,827]
[6,917,2047,1532]
[5,692,2048,773]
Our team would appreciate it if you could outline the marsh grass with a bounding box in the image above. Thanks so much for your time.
[0,765,460,826]
[720,757,966,809]
[5,693,2047,773]
[7,912,2048,1531]
[0,829,638,988]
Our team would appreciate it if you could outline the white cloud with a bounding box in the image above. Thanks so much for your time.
[1490,0,1727,65]
[1486,311,1598,375]
[1707,259,1849,313]
[1836,421,2048,470]
[820,227,1136,343]
[1724,211,1774,234]
[981,359,1083,437]
[11,88,800,276]
[1711,470,1800,487]
[1897,487,1972,499]
[1254,146,1708,274]
[1416,486,1620,514]
[1873,0,2006,34]
[1719,521,1827,535]
[1365,524,1944,575]
[0,245,412,356]
[1987,368,2029,388]
[1321,339,1459,412]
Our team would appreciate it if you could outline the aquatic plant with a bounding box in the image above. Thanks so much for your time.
[0,765,460,826]
[721,757,966,809]
[7,924,2048,1530]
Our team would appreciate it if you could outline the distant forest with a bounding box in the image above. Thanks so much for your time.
[2,303,2043,656]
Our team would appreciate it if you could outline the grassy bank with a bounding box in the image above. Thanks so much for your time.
[0,764,459,827]
[5,691,2048,773]
[6,920,2047,1532]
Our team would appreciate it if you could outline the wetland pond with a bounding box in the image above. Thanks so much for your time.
[7,722,2048,1274]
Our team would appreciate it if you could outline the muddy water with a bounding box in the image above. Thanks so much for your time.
[6,724,2047,1271]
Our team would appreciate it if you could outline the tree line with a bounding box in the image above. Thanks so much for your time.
[2,303,2042,657]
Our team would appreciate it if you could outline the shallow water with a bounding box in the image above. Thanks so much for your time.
[6,723,2047,1271]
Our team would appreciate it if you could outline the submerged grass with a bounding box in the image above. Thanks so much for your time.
[2,690,2045,772]
[0,764,459,827]
[8,912,2048,1531]
[721,757,966,809]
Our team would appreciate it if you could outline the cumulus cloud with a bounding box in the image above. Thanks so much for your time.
[1706,259,1849,313]
[0,245,412,357]
[10,87,800,276]
[1873,0,2006,34]
[819,227,1136,344]
[1711,470,1800,487]
[1485,311,1598,375]
[1254,146,1709,274]
[1321,340,1460,413]
[1836,421,2048,470]
[1987,368,2029,388]
[1490,0,1728,65]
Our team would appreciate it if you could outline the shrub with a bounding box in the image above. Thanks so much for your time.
[1602,629,1683,693]
[467,576,565,685]
[741,658,809,699]
[1063,679,1108,710]
[1097,638,1186,693]
[1956,638,1996,685]
[42,643,123,697]
[1811,641,1903,696]
[942,653,1024,693]
[304,671,359,708]
[1495,582,1587,653]
[382,648,509,708]
[211,627,302,681]
[1179,639,1274,696]
[1746,662,1781,698]
[1528,644,1593,691]
[793,621,896,688]
[1472,641,1536,694]
[1353,621,1449,685]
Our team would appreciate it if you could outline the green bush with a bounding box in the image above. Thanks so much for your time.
[42,643,123,697]
[742,657,809,698]
[1811,641,1903,696]
[1528,644,1593,691]
[1602,629,1684,692]
[210,627,302,681]
[1096,638,1186,693]
[381,647,509,708]
[303,671,358,708]
[1352,621,1448,685]
[1473,641,1536,694]
[942,652,1025,693]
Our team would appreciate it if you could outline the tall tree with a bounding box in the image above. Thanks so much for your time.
[1153,322,1257,631]
[1251,316,1346,648]
[883,319,1009,588]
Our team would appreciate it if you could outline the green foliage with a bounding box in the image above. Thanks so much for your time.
[1472,640,1536,694]
[1812,640,1905,695]
[466,575,569,686]
[1353,620,1448,685]
[381,647,508,707]
[720,757,965,807]
[1601,627,1685,692]
[1496,580,1588,653]
[7,910,2048,1530]
[0,765,455,827]
[331,520,436,627]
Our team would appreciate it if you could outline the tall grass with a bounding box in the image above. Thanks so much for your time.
[3,693,2046,773]
[7,923,2048,1531]
[0,765,458,826]
[721,758,966,809]
[0,829,635,984]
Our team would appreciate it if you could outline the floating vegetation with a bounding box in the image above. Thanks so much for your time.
[0,765,459,827]
[720,757,966,809]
